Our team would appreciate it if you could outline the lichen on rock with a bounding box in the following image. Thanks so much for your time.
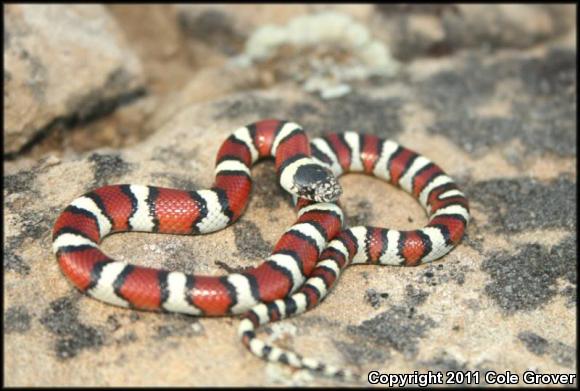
[238,11,399,99]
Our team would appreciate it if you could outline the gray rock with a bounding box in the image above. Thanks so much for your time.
[375,4,575,60]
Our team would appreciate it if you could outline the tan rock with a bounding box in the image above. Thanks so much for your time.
[4,4,145,154]
[106,5,191,95]
[4,80,576,385]
[3,5,576,386]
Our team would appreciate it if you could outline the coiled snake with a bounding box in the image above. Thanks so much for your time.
[52,119,469,381]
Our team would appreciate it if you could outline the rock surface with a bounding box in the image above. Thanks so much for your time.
[4,4,145,155]
[374,4,576,60]
[3,4,577,387]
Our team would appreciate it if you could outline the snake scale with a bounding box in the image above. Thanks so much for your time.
[52,119,469,381]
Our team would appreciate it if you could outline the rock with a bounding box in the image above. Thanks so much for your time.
[237,10,399,99]
[175,4,311,50]
[174,5,375,64]
[3,4,576,387]
[4,4,145,155]
[174,4,313,69]
[5,59,576,382]
[444,4,574,49]
[106,5,192,95]
[374,4,576,60]
[145,66,261,135]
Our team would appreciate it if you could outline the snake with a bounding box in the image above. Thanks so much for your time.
[239,128,470,380]
[52,119,469,381]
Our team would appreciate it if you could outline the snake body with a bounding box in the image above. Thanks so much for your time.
[53,119,343,316]
[52,119,469,380]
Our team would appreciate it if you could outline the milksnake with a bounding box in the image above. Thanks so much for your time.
[52,119,469,381]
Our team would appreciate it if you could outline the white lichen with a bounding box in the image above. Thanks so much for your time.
[238,10,399,99]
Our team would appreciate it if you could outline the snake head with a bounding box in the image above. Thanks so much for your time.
[293,163,342,203]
